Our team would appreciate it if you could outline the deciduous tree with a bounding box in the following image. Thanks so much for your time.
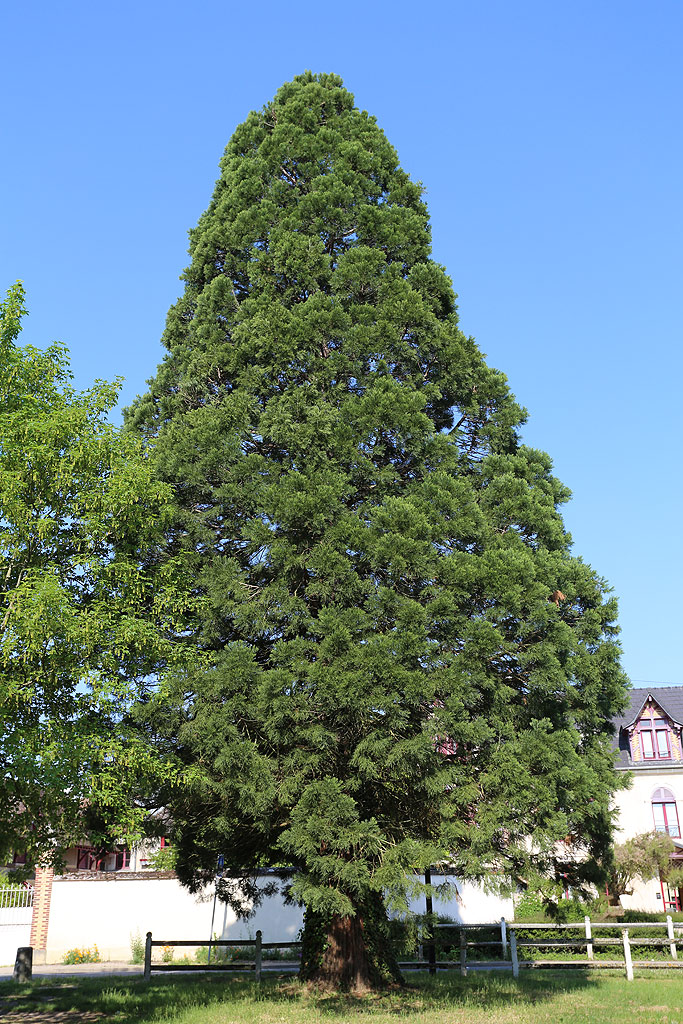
[0,283,192,869]
[607,832,675,905]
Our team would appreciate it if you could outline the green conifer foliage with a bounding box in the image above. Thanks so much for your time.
[128,73,628,989]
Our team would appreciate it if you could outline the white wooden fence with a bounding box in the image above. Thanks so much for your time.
[507,918,682,981]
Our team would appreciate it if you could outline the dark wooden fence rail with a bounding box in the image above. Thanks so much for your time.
[143,931,305,981]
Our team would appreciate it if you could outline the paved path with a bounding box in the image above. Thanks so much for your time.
[0,962,141,982]
[0,961,301,982]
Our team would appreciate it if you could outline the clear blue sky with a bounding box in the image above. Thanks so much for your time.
[2,0,681,687]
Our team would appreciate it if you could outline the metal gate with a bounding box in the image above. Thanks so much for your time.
[0,886,33,966]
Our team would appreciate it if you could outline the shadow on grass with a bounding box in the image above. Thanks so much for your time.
[290,970,598,1017]
[0,968,599,1022]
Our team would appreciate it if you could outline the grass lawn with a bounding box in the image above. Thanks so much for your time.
[3,970,683,1024]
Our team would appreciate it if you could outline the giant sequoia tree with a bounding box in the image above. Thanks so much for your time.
[129,73,628,989]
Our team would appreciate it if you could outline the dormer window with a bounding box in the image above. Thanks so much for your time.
[637,707,673,760]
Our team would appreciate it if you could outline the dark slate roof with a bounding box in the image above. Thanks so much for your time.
[612,687,683,768]
[613,687,683,731]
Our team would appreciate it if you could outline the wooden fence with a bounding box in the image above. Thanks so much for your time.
[508,919,682,981]
[143,930,300,981]
[143,916,683,982]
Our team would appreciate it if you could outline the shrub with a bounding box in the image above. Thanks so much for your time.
[387,917,420,960]
[621,909,683,923]
[195,939,231,965]
[514,888,606,924]
[146,845,178,871]
[63,945,101,964]
[514,890,546,920]
[129,931,145,965]
[434,921,505,963]
[259,945,301,961]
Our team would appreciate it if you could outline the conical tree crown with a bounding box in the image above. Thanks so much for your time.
[129,73,626,925]
[134,71,518,457]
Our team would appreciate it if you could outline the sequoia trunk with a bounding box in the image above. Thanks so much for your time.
[305,913,371,991]
[299,896,403,991]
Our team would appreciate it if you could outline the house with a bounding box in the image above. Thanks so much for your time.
[612,686,683,911]
[61,836,171,873]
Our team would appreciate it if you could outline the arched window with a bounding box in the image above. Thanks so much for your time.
[652,787,681,838]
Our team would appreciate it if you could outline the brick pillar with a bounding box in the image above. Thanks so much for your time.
[30,865,54,963]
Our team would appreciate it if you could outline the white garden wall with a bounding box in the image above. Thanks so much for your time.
[45,874,220,962]
[403,873,513,923]
[0,920,31,967]
[42,870,510,963]
[45,873,300,963]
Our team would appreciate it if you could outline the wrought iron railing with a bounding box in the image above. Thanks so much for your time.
[0,886,33,910]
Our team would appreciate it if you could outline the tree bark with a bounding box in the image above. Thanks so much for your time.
[299,895,403,991]
[304,913,371,991]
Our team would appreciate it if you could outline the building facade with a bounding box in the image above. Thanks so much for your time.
[613,686,683,911]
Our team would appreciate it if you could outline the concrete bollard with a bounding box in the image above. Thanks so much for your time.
[13,947,33,982]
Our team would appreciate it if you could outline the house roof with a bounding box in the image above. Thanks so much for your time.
[613,686,683,768]
[613,688,683,732]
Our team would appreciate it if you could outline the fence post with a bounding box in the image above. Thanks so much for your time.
[510,929,519,979]
[667,915,678,960]
[622,928,634,981]
[143,932,152,981]
[459,927,467,977]
[585,915,593,961]
[255,929,262,982]
[428,942,436,974]
[426,924,436,976]
[425,866,436,976]
[500,917,507,959]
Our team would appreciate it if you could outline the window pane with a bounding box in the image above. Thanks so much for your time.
[665,804,680,838]
[653,803,667,832]
[657,730,671,757]
[642,731,655,757]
